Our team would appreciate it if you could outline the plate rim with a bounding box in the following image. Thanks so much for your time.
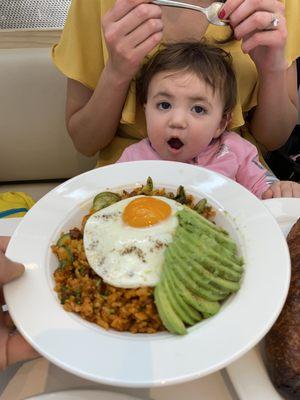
[25,389,143,400]
[4,161,291,387]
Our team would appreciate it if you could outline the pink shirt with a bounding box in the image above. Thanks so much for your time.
[117,131,274,199]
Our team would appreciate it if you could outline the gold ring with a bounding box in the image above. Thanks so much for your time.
[265,13,280,30]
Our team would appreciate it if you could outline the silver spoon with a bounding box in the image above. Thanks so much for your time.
[152,0,229,26]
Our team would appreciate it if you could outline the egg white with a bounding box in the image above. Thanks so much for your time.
[83,195,183,288]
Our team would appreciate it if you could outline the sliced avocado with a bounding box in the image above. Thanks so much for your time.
[163,265,202,323]
[186,268,229,300]
[176,227,242,282]
[182,224,243,268]
[177,208,238,254]
[190,260,241,292]
[191,262,240,292]
[170,239,229,290]
[161,275,195,326]
[173,235,241,292]
[92,191,121,211]
[199,233,243,268]
[167,267,220,316]
[154,283,187,335]
[166,249,226,301]
[178,207,229,236]
[172,239,238,293]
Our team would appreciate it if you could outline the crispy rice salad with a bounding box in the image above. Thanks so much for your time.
[52,178,215,334]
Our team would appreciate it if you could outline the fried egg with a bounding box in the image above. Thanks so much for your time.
[83,195,183,288]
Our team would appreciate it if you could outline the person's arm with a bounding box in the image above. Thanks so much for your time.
[0,237,39,370]
[66,71,130,157]
[250,61,298,150]
[66,0,163,157]
[220,0,299,151]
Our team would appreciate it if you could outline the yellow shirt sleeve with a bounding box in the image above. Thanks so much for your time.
[284,0,300,64]
[52,0,300,166]
[52,0,108,90]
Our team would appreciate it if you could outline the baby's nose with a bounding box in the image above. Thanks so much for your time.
[168,110,188,129]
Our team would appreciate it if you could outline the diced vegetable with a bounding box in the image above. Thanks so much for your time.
[93,192,121,211]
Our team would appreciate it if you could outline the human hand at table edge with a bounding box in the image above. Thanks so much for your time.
[262,181,300,199]
[0,236,40,370]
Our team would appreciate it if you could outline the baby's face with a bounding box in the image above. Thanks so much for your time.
[144,70,227,162]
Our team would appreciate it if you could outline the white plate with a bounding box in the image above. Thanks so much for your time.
[4,161,291,388]
[26,390,142,400]
[263,198,300,237]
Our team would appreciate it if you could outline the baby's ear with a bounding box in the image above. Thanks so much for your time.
[214,113,232,138]
[221,113,232,131]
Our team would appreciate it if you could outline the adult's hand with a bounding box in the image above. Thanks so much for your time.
[102,0,163,83]
[219,0,288,73]
[0,237,39,370]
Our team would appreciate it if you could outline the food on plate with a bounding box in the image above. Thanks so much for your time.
[155,207,243,334]
[92,191,121,212]
[265,218,300,400]
[52,178,243,335]
[84,196,182,288]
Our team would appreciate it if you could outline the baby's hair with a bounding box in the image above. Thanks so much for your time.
[136,41,237,115]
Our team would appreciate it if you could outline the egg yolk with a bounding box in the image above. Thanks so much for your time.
[123,197,172,227]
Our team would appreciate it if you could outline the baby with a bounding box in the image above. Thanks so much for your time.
[117,42,300,199]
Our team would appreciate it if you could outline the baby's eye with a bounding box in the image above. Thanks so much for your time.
[192,105,206,114]
[158,102,171,110]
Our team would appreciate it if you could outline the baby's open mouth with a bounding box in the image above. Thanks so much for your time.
[167,138,184,150]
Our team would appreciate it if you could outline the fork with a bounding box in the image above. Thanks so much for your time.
[152,0,229,26]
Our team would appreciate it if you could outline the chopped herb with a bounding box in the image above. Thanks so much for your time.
[175,185,187,204]
[59,259,67,269]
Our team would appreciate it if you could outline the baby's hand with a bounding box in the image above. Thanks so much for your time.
[262,181,300,199]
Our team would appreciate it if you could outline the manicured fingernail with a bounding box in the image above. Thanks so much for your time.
[218,9,226,19]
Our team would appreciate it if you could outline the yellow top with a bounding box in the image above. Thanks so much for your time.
[52,0,300,166]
